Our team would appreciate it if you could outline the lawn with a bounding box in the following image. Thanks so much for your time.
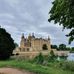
[0,59,74,74]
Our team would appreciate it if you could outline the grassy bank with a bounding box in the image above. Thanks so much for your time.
[0,59,74,74]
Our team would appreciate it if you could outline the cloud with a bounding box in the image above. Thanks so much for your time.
[0,0,74,47]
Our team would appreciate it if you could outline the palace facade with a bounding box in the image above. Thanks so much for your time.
[13,33,69,59]
[19,33,51,52]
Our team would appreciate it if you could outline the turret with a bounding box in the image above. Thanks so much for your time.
[32,33,35,38]
[28,33,32,42]
[21,33,25,39]
[20,33,25,48]
[48,36,50,41]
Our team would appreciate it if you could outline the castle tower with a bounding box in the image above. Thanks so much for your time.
[28,33,32,42]
[32,33,35,39]
[48,36,50,41]
[20,33,25,48]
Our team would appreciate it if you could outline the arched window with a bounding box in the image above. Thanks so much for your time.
[27,48,29,51]
[19,48,21,51]
[42,44,48,50]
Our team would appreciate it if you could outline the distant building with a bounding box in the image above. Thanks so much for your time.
[13,33,70,59]
[19,33,51,52]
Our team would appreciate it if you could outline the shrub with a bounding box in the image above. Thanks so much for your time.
[48,50,57,62]
[60,61,74,71]
[33,53,44,64]
[50,50,55,57]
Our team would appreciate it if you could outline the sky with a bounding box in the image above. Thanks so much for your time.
[0,0,74,47]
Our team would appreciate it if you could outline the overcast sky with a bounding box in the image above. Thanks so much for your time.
[0,0,74,47]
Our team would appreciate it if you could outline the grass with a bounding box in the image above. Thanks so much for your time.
[0,59,74,74]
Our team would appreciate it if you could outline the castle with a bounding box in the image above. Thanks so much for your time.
[19,33,51,52]
[13,33,69,58]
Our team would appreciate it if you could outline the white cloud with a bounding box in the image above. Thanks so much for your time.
[0,0,73,47]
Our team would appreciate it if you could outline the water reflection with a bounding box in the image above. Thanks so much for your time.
[67,53,74,61]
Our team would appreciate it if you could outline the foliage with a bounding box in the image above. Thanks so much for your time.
[51,45,58,49]
[48,50,57,62]
[0,59,74,74]
[0,27,15,60]
[51,44,71,51]
[70,47,74,52]
[66,47,71,51]
[50,50,55,56]
[14,43,18,48]
[34,53,44,64]
[59,56,67,60]
[60,61,74,71]
[71,47,74,51]
[59,44,66,51]
[48,0,74,44]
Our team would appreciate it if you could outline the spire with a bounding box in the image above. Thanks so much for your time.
[21,33,25,39]
[32,33,35,38]
[29,33,31,36]
[48,36,50,40]
[28,33,32,41]
[20,33,25,48]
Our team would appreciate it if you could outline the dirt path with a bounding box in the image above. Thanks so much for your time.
[0,68,35,74]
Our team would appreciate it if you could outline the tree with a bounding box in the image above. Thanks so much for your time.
[48,0,74,44]
[70,47,74,52]
[71,47,74,51]
[59,44,66,50]
[14,43,18,48]
[0,27,15,60]
[66,47,71,51]
[51,44,58,49]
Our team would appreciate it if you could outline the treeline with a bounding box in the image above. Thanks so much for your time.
[51,44,74,52]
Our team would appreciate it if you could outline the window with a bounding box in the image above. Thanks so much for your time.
[19,48,21,51]
[27,48,29,51]
[42,44,48,50]
[23,48,25,51]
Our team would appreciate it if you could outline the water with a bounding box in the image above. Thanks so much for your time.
[67,53,74,61]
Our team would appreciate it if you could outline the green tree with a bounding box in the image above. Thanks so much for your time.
[71,47,74,51]
[14,43,18,48]
[70,47,74,52]
[48,0,74,44]
[59,44,66,50]
[66,47,71,51]
[0,27,15,60]
[51,44,58,49]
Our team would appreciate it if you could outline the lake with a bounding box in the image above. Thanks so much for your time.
[67,53,74,61]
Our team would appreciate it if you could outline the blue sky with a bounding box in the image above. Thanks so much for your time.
[0,0,74,47]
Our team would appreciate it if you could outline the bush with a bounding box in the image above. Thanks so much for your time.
[50,50,55,57]
[59,56,67,60]
[33,53,44,64]
[60,61,74,71]
[48,50,57,62]
[48,55,58,62]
